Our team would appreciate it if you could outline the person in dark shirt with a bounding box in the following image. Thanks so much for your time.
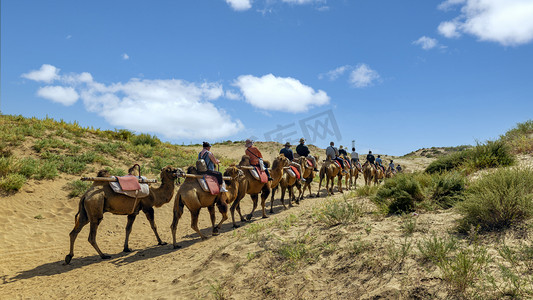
[296,138,318,171]
[366,151,376,166]
[280,142,294,160]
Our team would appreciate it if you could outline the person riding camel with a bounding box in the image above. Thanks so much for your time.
[326,142,348,174]
[245,139,273,181]
[296,138,318,172]
[396,164,403,173]
[198,142,228,192]
[280,142,305,182]
[351,147,361,170]
[376,155,384,172]
[389,160,396,173]
[338,145,351,169]
[366,151,376,169]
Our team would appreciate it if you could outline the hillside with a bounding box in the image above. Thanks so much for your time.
[1,115,533,299]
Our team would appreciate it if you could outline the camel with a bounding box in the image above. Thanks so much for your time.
[170,166,244,247]
[374,165,385,184]
[270,156,302,212]
[218,166,248,228]
[236,155,285,221]
[316,157,342,197]
[348,162,360,190]
[385,167,396,178]
[294,156,316,200]
[362,161,376,186]
[65,166,182,264]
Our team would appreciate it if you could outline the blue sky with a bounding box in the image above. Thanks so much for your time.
[2,0,533,156]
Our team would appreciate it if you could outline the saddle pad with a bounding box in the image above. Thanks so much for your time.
[110,180,150,198]
[289,165,300,179]
[204,175,220,195]
[255,166,268,183]
[117,175,141,191]
[343,159,351,169]
[333,160,341,169]
[306,159,313,168]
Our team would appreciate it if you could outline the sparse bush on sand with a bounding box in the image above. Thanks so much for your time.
[312,198,362,227]
[457,167,533,233]
[374,173,425,214]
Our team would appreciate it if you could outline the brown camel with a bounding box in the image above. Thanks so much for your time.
[374,165,385,184]
[348,162,360,190]
[218,166,248,228]
[270,156,302,211]
[385,167,396,178]
[65,166,181,264]
[294,156,316,200]
[170,166,242,247]
[236,155,284,221]
[316,158,342,197]
[362,161,376,186]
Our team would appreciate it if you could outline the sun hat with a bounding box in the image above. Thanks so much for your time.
[299,138,305,143]
[284,142,291,147]
[245,139,253,147]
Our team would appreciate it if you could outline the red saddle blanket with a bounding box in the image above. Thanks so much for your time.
[343,159,351,169]
[254,166,268,183]
[333,160,341,169]
[117,175,141,191]
[290,165,300,179]
[306,159,313,168]
[204,175,220,195]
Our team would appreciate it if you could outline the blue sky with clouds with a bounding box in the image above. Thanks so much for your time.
[2,0,532,155]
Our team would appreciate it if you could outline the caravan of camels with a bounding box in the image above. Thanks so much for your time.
[65,138,399,264]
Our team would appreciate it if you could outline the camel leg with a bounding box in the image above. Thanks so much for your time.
[216,202,228,230]
[208,205,219,236]
[294,182,302,204]
[270,186,278,214]
[123,214,137,252]
[88,218,110,259]
[171,195,184,249]
[190,209,207,239]
[143,207,166,246]
[246,194,259,221]
[287,186,294,207]
[280,185,288,210]
[65,212,89,264]
[260,184,270,218]
[316,173,324,197]
[338,175,343,193]
[236,202,245,223]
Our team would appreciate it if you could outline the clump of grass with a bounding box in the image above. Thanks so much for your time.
[0,173,26,192]
[400,214,418,236]
[355,185,379,197]
[35,161,59,180]
[275,233,319,266]
[312,198,362,226]
[66,180,92,198]
[131,133,160,147]
[457,167,533,233]
[104,167,127,176]
[417,234,457,264]
[500,120,533,154]
[347,236,373,256]
[428,172,465,209]
[385,237,412,267]
[374,173,425,214]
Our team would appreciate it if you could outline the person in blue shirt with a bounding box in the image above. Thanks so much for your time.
[280,142,305,182]
[375,155,384,172]
[198,142,227,192]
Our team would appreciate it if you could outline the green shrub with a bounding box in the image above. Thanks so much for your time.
[35,161,59,179]
[58,156,87,174]
[355,185,379,197]
[374,173,425,214]
[458,167,533,233]
[66,180,92,198]
[94,142,120,155]
[17,157,39,178]
[429,172,466,209]
[417,234,457,264]
[104,166,127,176]
[0,173,26,192]
[426,140,514,174]
[131,133,160,146]
[0,156,15,177]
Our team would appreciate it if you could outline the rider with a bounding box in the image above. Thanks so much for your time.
[245,139,272,181]
[296,138,318,172]
[366,150,376,167]
[280,142,305,182]
[350,147,361,169]
[198,142,228,192]
[396,164,403,173]
[326,142,348,174]
[339,145,351,169]
[376,155,384,172]
[388,160,396,173]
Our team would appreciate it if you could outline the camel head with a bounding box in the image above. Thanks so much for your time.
[272,154,290,170]
[186,166,198,174]
[224,165,245,181]
[160,165,180,180]
[97,169,110,177]
[238,155,251,166]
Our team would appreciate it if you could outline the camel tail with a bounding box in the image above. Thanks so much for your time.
[74,194,88,226]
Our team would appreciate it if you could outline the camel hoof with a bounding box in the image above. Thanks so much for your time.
[262,215,269,219]
[269,209,274,214]
[245,214,252,221]
[232,224,240,229]
[212,232,219,236]
[158,241,168,246]
[173,244,182,249]
[123,248,132,253]
[65,254,73,265]
[101,254,111,260]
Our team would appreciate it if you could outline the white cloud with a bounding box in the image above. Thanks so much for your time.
[413,36,439,50]
[438,0,533,46]
[438,0,465,11]
[225,0,252,11]
[233,74,330,113]
[438,21,461,38]
[24,65,244,140]
[122,53,130,60]
[37,86,79,106]
[319,65,350,81]
[349,64,380,88]
[282,0,317,4]
[225,90,242,100]
[21,64,60,83]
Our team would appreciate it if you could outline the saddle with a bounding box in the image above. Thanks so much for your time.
[249,166,268,183]
[286,165,300,179]
[306,159,313,168]
[109,175,150,198]
[333,160,341,169]
[196,175,220,195]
